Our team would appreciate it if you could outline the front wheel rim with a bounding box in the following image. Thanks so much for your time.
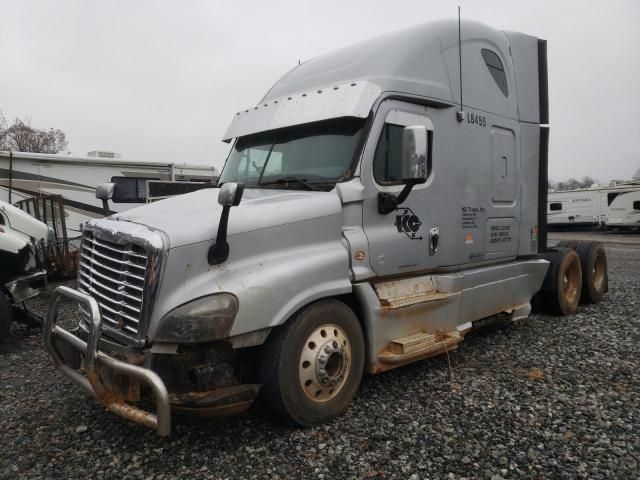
[299,324,351,403]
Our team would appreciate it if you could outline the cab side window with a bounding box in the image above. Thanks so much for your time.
[374,123,432,185]
[373,124,403,184]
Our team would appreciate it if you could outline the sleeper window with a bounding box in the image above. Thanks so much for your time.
[481,48,508,97]
[549,202,562,211]
[373,123,432,185]
[633,200,640,210]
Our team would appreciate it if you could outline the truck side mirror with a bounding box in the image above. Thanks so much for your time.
[378,125,428,214]
[209,182,245,265]
[95,182,115,216]
[217,182,245,207]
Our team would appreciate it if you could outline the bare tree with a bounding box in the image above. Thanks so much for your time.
[580,176,598,188]
[553,176,600,191]
[0,114,68,153]
[555,178,579,191]
[633,167,640,181]
[0,110,7,148]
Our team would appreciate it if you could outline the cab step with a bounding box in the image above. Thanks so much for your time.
[379,331,463,364]
[373,275,457,309]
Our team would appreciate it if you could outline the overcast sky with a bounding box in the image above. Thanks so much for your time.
[1,0,639,182]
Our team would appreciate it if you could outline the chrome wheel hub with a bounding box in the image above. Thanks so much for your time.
[299,324,351,402]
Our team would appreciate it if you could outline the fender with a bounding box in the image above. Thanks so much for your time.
[0,228,30,254]
[0,201,49,242]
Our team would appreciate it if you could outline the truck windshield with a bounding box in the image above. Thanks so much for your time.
[218,117,366,190]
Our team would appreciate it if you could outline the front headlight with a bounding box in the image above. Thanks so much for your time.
[154,293,238,344]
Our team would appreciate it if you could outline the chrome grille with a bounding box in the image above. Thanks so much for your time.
[78,229,148,337]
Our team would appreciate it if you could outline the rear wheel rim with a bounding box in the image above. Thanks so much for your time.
[562,259,580,305]
[592,253,605,292]
[299,324,351,403]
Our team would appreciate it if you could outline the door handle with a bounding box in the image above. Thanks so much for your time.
[429,227,439,256]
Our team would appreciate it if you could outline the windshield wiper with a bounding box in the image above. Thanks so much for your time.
[258,177,326,191]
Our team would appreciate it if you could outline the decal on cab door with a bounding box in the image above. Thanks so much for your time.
[394,207,423,240]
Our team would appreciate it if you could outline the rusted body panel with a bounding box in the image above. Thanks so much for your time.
[170,384,260,416]
[44,286,262,436]
[374,275,455,309]
[378,331,463,366]
[355,259,548,374]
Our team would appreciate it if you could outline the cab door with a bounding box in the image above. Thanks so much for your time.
[361,100,440,277]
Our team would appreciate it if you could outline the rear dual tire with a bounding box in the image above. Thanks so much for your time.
[555,240,608,304]
[537,248,582,316]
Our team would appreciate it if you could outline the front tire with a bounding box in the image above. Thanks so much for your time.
[259,299,365,426]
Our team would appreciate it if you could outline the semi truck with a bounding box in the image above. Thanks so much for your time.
[43,20,608,436]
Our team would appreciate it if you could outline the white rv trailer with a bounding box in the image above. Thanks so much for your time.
[547,182,640,229]
[547,188,605,228]
[606,182,640,229]
[0,151,218,238]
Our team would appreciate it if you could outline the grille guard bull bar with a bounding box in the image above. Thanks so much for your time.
[43,286,171,436]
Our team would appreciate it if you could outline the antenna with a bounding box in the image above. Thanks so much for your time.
[456,6,464,122]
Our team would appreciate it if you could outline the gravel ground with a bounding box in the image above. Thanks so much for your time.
[1,239,638,479]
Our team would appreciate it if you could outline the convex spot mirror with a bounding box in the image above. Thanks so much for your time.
[95,182,115,201]
[401,125,428,184]
[218,182,245,207]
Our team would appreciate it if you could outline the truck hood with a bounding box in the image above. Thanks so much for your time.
[0,200,49,242]
[111,187,342,249]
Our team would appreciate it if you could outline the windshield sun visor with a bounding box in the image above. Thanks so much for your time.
[222,81,381,142]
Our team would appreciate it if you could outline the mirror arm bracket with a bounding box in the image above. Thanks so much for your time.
[208,206,231,265]
[95,182,115,216]
[377,180,423,214]
[101,199,110,216]
[208,182,244,265]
